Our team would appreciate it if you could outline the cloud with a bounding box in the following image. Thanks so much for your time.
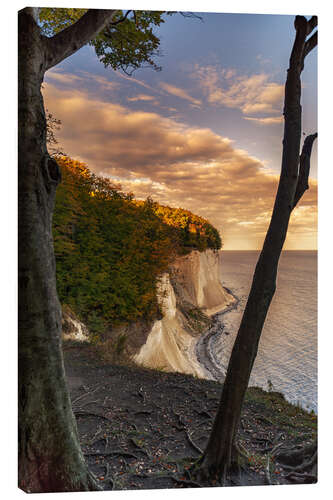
[45,69,119,93]
[88,74,119,92]
[127,94,160,107]
[256,54,272,65]
[127,94,156,102]
[43,83,317,250]
[113,70,158,93]
[46,70,84,85]
[159,82,202,108]
[244,116,283,125]
[192,64,284,118]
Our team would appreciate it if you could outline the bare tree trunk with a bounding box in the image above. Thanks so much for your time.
[194,16,317,482]
[18,9,101,492]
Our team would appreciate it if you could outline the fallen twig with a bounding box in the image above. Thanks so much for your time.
[254,414,274,426]
[134,410,152,416]
[184,428,203,455]
[138,387,146,403]
[87,424,104,445]
[77,399,100,408]
[195,409,212,419]
[72,385,102,406]
[73,410,112,422]
[265,455,271,485]
[270,441,285,457]
[102,463,114,488]
[84,450,139,459]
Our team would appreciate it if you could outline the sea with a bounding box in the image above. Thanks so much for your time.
[213,250,317,413]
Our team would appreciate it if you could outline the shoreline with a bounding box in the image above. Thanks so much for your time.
[195,286,240,381]
[195,282,317,414]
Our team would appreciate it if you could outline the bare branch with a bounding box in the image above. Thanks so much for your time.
[304,31,318,60]
[306,16,318,35]
[179,11,203,21]
[44,9,117,71]
[292,133,317,209]
[110,10,132,26]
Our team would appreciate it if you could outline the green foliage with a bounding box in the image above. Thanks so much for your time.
[53,157,222,334]
[139,199,222,251]
[39,8,87,36]
[46,109,65,157]
[39,8,172,75]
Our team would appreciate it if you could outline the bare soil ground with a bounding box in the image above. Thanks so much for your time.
[63,342,317,490]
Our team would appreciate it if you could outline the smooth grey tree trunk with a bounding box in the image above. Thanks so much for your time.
[18,10,98,492]
[195,16,317,482]
[18,8,116,491]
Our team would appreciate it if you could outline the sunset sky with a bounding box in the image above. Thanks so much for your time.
[43,9,318,250]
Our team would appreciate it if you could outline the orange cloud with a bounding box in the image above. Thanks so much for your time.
[46,69,119,92]
[46,70,84,85]
[159,82,202,108]
[43,83,317,250]
[127,94,156,102]
[244,116,283,125]
[192,65,284,119]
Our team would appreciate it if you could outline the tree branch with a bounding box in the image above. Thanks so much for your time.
[290,16,308,70]
[179,12,203,21]
[44,9,117,71]
[292,133,317,209]
[110,10,132,26]
[303,31,318,60]
[306,16,318,35]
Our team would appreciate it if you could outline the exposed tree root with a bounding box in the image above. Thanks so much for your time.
[275,440,317,483]
[101,464,115,489]
[171,475,203,488]
[265,455,271,485]
[186,440,263,487]
[285,471,317,484]
[73,410,112,422]
[275,441,316,467]
[71,385,102,406]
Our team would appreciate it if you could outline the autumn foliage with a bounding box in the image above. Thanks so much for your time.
[53,157,222,335]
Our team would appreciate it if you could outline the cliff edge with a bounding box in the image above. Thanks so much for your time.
[62,249,235,378]
[133,250,235,376]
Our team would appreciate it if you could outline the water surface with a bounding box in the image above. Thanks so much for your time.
[214,250,317,412]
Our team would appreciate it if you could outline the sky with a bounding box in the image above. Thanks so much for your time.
[43,9,318,250]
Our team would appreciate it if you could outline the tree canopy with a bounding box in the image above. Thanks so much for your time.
[40,8,172,74]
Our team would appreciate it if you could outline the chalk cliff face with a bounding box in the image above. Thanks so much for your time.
[133,250,234,377]
[133,274,205,377]
[170,249,234,316]
[61,249,234,377]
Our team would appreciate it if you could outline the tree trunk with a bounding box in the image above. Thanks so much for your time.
[195,16,317,482]
[18,10,98,492]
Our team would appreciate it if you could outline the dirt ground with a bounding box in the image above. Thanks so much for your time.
[63,342,317,490]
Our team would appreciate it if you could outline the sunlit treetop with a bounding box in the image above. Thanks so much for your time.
[39,8,174,74]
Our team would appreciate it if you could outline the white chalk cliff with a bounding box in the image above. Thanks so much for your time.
[171,249,234,316]
[133,250,234,377]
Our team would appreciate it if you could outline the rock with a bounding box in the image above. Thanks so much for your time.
[62,306,90,342]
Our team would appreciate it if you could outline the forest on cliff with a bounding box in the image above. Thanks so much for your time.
[53,156,221,335]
